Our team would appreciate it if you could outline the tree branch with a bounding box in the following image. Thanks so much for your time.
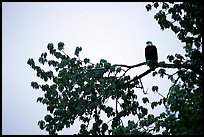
[159,63,202,75]
[113,62,146,69]
[119,61,201,89]
[114,61,201,75]
[122,67,156,89]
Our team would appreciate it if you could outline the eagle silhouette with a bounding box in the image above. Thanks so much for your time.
[145,41,158,68]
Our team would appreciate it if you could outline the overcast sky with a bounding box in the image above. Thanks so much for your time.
[2,2,185,135]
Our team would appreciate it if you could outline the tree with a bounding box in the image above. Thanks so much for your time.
[27,2,202,135]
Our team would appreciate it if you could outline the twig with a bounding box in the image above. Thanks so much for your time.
[155,91,165,98]
[139,78,147,94]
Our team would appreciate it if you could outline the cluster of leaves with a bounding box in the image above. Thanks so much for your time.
[28,42,159,135]
[145,2,202,135]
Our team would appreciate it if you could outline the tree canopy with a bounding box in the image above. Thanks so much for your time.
[27,2,202,135]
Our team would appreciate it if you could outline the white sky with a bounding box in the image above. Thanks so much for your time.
[2,2,185,135]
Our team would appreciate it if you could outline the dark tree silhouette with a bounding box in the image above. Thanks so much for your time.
[27,2,202,135]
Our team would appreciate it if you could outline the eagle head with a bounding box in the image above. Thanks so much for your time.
[146,41,153,46]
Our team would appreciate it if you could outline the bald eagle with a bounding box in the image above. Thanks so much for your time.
[145,41,158,68]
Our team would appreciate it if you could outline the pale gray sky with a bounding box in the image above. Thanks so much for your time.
[2,2,185,135]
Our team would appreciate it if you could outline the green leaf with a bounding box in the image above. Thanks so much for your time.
[151,101,158,109]
[38,57,45,65]
[153,2,159,8]
[84,58,90,64]
[105,107,113,118]
[43,52,47,58]
[47,43,54,51]
[142,97,149,104]
[75,47,82,57]
[152,71,158,77]
[46,71,53,79]
[47,106,54,113]
[38,120,45,130]
[116,67,121,73]
[58,42,64,50]
[27,58,35,67]
[128,120,136,129]
[104,62,111,70]
[37,97,43,103]
[152,86,158,92]
[102,123,108,132]
[167,55,174,62]
[43,76,48,82]
[141,108,148,116]
[58,84,64,92]
[54,52,62,59]
[162,2,169,9]
[42,98,49,105]
[158,68,166,78]
[146,4,152,11]
[171,25,180,33]
[174,85,180,92]
[44,115,53,122]
[31,81,39,89]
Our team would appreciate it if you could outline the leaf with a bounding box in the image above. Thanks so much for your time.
[141,108,148,116]
[158,68,166,78]
[58,42,64,50]
[31,81,39,89]
[104,62,111,70]
[44,52,47,58]
[102,123,108,132]
[167,55,174,62]
[128,120,136,129]
[44,115,53,122]
[174,85,180,92]
[46,71,53,79]
[37,97,43,103]
[27,58,35,67]
[54,52,62,59]
[38,57,45,65]
[153,2,159,8]
[173,59,180,67]
[152,86,158,92]
[162,2,169,9]
[47,106,54,113]
[41,84,49,91]
[84,58,90,64]
[42,98,49,105]
[75,47,82,57]
[152,71,158,77]
[171,25,180,34]
[146,4,152,11]
[105,107,113,118]
[142,97,149,104]
[47,43,54,51]
[116,67,121,73]
[43,76,48,82]
[58,84,64,92]
[151,101,158,109]
[38,120,45,130]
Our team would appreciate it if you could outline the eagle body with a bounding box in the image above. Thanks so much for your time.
[145,41,158,68]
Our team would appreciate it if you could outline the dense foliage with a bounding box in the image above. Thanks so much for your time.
[27,2,202,135]
[146,2,202,135]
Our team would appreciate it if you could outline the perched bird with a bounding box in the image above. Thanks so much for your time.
[145,41,158,68]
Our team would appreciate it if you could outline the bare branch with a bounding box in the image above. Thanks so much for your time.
[114,61,201,75]
[113,62,146,69]
[122,67,156,89]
